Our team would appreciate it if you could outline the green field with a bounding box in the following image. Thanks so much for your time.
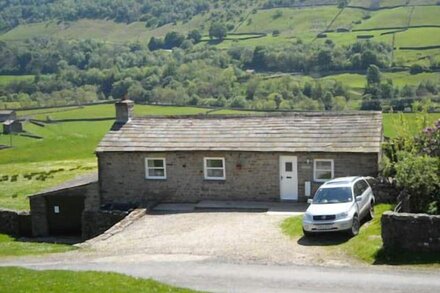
[410,6,440,26]
[395,27,440,48]
[328,8,366,31]
[321,71,440,89]
[354,7,411,30]
[0,267,197,293]
[0,75,34,86]
[237,7,339,37]
[0,17,209,43]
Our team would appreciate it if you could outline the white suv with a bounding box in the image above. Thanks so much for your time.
[302,177,375,237]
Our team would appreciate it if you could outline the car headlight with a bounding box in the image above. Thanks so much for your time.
[303,212,313,221]
[336,212,349,220]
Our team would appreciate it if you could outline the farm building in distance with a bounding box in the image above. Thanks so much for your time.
[0,110,16,122]
[3,119,23,134]
[28,99,383,239]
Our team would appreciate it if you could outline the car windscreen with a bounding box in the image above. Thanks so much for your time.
[313,187,353,204]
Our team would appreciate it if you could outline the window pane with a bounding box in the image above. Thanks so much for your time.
[316,170,332,180]
[207,169,224,178]
[285,162,293,172]
[148,159,164,168]
[148,169,165,177]
[316,161,331,170]
[207,159,223,168]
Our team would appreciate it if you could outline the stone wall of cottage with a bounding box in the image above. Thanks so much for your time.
[98,151,379,206]
[382,211,440,252]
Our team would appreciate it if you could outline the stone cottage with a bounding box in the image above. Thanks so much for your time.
[27,99,383,239]
[97,100,383,206]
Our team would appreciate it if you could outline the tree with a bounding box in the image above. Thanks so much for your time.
[187,30,202,43]
[366,64,381,86]
[164,31,185,49]
[148,37,164,51]
[209,22,227,40]
[317,49,333,71]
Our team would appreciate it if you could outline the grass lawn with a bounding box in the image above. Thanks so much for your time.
[0,234,73,257]
[0,267,198,293]
[281,204,440,266]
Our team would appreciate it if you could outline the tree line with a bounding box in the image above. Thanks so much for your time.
[0,0,254,31]
[0,37,436,111]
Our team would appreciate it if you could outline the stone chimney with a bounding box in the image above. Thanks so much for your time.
[115,96,134,123]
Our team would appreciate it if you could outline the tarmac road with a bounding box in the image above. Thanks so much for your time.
[2,254,440,293]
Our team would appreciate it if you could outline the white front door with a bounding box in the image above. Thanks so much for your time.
[280,156,298,200]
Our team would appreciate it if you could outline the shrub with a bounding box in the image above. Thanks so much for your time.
[394,152,439,213]
[409,64,425,75]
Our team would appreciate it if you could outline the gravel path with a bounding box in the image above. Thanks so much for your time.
[86,212,354,266]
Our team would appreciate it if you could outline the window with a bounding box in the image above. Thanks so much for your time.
[145,158,166,179]
[354,180,369,196]
[314,159,334,182]
[204,157,226,180]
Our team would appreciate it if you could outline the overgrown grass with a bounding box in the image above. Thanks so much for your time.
[0,267,199,292]
[395,27,440,48]
[0,234,73,257]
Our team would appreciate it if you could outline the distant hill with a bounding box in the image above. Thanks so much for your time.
[0,0,439,112]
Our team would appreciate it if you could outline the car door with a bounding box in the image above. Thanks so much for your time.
[353,181,366,216]
[356,180,370,217]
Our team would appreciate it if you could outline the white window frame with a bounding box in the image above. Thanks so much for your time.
[204,157,226,180]
[145,158,167,180]
[313,159,334,182]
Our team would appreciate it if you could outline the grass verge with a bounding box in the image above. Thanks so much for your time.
[0,267,199,292]
[0,234,73,257]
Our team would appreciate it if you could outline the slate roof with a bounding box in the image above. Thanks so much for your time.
[96,112,383,153]
[29,172,98,197]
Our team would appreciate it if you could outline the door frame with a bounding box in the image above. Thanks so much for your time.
[279,155,298,201]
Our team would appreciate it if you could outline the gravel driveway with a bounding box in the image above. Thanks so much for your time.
[86,212,353,266]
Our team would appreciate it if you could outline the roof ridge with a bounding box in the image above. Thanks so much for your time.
[133,111,382,120]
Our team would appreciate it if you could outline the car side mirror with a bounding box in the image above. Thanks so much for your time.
[307,199,313,204]
[356,196,362,202]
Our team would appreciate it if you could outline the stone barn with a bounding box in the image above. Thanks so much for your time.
[3,119,23,134]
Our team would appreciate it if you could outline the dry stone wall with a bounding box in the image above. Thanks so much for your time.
[382,211,440,252]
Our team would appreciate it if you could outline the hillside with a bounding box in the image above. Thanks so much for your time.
[0,0,439,111]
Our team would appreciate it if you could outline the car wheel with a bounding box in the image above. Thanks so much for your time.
[348,216,360,237]
[302,228,314,237]
[366,202,375,221]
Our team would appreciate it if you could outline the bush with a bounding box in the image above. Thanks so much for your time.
[394,152,440,213]
[409,64,425,75]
